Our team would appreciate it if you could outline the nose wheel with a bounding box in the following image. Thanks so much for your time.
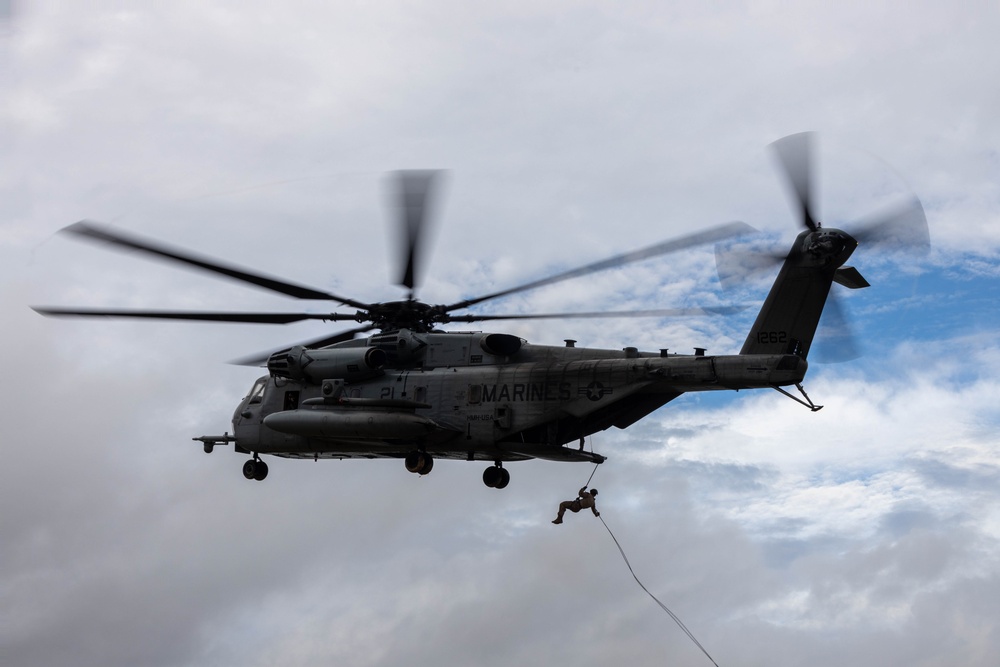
[483,464,510,489]
[242,457,269,481]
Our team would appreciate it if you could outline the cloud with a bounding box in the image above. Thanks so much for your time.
[3,3,1000,666]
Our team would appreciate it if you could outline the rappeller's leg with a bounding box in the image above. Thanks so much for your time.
[552,500,581,524]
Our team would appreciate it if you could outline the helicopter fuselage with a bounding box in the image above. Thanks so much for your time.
[213,330,806,473]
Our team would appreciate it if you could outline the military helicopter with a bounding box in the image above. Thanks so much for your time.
[34,133,929,487]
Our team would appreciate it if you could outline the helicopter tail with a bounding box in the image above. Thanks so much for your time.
[736,132,933,362]
[738,229,868,360]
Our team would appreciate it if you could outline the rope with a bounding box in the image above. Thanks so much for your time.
[582,434,600,489]
[599,515,720,667]
[577,446,718,665]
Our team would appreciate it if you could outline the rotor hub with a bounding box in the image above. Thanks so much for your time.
[798,228,858,269]
[363,299,450,332]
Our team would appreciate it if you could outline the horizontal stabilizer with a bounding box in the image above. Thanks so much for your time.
[833,266,870,290]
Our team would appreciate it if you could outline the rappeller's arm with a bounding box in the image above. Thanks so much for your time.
[580,487,600,517]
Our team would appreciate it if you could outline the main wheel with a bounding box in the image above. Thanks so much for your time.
[253,459,269,481]
[405,451,433,475]
[482,466,500,487]
[483,465,509,488]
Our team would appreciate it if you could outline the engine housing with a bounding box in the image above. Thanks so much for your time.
[267,346,387,383]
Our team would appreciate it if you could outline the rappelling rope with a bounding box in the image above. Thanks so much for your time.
[598,516,720,667]
[581,456,720,667]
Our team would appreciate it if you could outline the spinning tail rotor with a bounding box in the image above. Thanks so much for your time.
[723,132,930,361]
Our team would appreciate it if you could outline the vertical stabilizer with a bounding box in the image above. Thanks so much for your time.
[740,228,863,359]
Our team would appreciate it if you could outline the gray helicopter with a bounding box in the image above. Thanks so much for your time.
[34,133,929,487]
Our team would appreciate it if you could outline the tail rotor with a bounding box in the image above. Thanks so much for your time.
[726,132,931,361]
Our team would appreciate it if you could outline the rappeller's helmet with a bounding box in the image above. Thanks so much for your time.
[590,488,598,496]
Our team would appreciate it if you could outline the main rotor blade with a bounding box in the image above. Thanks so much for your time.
[714,239,787,290]
[62,221,370,309]
[448,306,747,322]
[852,196,930,255]
[444,221,755,312]
[229,325,376,366]
[393,170,442,293]
[771,132,820,232]
[32,307,363,325]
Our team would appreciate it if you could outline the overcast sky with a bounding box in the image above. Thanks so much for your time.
[3,2,1000,666]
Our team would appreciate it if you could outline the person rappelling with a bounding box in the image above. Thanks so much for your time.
[552,486,599,524]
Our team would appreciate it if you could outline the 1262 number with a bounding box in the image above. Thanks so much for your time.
[756,331,787,344]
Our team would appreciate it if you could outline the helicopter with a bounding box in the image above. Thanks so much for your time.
[34,133,929,488]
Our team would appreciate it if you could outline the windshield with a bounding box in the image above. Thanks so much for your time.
[246,376,268,405]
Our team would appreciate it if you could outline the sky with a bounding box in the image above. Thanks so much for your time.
[2,2,1000,666]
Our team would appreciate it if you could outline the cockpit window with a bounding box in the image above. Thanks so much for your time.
[247,377,268,405]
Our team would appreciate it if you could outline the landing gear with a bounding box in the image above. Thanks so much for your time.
[482,463,510,489]
[405,451,434,476]
[242,457,269,481]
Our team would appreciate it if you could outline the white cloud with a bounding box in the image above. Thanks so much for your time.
[3,3,1000,666]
